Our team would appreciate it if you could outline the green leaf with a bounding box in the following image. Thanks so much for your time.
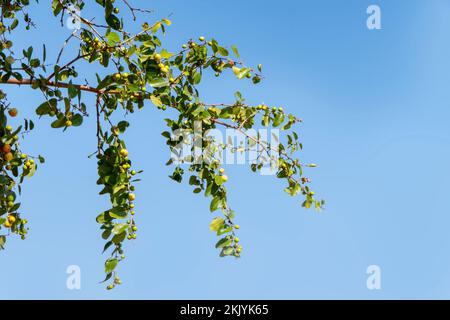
[210,197,220,212]
[218,46,229,57]
[150,95,163,107]
[112,223,128,235]
[215,237,232,249]
[106,32,121,45]
[231,45,240,59]
[71,114,83,127]
[149,78,169,88]
[106,14,121,30]
[108,207,128,219]
[210,217,224,231]
[105,258,118,274]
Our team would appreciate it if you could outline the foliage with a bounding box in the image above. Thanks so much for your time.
[0,0,323,289]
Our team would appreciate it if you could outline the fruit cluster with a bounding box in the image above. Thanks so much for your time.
[0,105,37,245]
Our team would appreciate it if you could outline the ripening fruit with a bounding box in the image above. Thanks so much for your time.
[7,215,16,224]
[114,7,119,14]
[21,153,27,159]
[4,152,13,162]
[199,36,205,42]
[219,168,225,174]
[3,221,11,228]
[114,73,121,80]
[65,120,72,127]
[7,195,14,202]
[2,144,11,153]
[107,284,114,290]
[128,193,136,201]
[119,149,128,157]
[221,175,228,182]
[8,108,18,117]
[154,53,161,61]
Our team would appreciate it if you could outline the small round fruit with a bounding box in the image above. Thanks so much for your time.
[154,53,161,61]
[119,149,128,157]
[114,73,121,80]
[65,120,72,127]
[21,153,27,159]
[8,108,18,117]
[221,175,228,182]
[5,125,12,131]
[3,221,11,228]
[7,215,16,224]
[128,193,136,201]
[129,204,135,209]
[7,201,14,208]
[219,168,225,174]
[114,7,119,14]
[132,234,137,239]
[131,170,136,175]
[2,144,11,153]
[130,211,135,215]
[234,224,240,230]
[107,284,114,290]
[132,226,137,231]
[4,152,13,162]
[7,195,14,202]
[199,36,205,41]
[234,237,240,243]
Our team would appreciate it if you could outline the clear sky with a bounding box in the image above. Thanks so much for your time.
[1,0,450,299]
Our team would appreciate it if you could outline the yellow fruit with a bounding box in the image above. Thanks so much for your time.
[3,221,11,228]
[154,54,161,61]
[219,168,225,174]
[4,152,13,162]
[7,216,16,224]
[119,149,128,157]
[65,120,72,127]
[221,175,228,182]
[114,73,121,80]
[128,193,136,201]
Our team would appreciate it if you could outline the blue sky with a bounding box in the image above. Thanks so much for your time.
[1,0,450,299]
